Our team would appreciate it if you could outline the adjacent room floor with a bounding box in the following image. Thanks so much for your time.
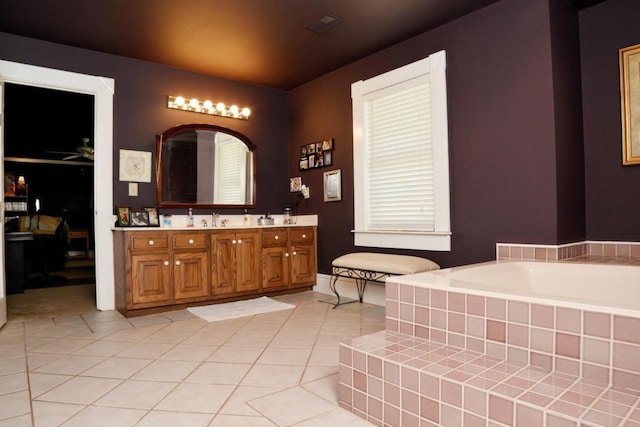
[0,290,383,426]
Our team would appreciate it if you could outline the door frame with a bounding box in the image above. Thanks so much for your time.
[0,60,115,318]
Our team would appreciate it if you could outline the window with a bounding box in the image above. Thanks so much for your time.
[214,133,249,204]
[351,50,451,251]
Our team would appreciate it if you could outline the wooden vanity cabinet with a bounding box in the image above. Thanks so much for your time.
[172,233,209,301]
[128,232,172,308]
[115,225,316,317]
[289,227,316,287]
[261,228,290,290]
[261,227,316,290]
[211,230,261,296]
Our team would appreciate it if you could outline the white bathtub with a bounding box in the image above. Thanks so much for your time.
[397,261,640,316]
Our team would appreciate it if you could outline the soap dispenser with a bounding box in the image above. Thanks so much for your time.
[187,208,194,227]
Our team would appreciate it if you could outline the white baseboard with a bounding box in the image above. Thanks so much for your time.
[313,273,386,307]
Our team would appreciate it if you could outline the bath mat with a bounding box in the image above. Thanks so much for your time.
[187,296,295,322]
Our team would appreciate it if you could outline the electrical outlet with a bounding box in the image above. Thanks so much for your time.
[128,182,138,197]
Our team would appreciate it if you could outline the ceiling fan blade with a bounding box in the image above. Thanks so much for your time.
[63,153,82,160]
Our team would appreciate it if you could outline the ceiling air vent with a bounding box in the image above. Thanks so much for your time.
[305,14,341,34]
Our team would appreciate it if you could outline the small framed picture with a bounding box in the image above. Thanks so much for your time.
[323,169,342,202]
[130,209,150,227]
[117,206,130,227]
[144,207,160,226]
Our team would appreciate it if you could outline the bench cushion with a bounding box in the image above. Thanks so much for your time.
[332,252,439,275]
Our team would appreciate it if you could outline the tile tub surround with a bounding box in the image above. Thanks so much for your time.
[497,241,640,264]
[338,275,640,426]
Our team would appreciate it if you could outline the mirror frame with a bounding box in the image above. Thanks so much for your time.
[156,123,257,209]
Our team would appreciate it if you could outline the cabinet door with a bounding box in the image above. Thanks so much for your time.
[211,233,236,296]
[290,244,317,287]
[174,252,209,300]
[236,231,261,292]
[262,246,290,289]
[130,254,172,307]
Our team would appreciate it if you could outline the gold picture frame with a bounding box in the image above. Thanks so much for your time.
[620,43,640,165]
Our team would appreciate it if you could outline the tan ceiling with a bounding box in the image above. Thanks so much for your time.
[0,0,605,90]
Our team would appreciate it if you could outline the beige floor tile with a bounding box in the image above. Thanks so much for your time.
[94,379,177,409]
[307,347,339,367]
[292,407,375,426]
[28,373,73,398]
[60,405,146,427]
[242,364,305,387]
[70,339,131,357]
[248,386,336,426]
[31,401,85,427]
[135,410,214,427]
[300,366,339,384]
[5,289,386,426]
[80,356,151,379]
[184,362,251,385]
[36,376,122,405]
[301,373,340,404]
[32,354,105,375]
[209,414,278,426]
[257,347,312,366]
[155,382,235,413]
[0,372,28,395]
[130,359,200,382]
[225,332,274,347]
[208,345,265,364]
[159,343,219,361]
[269,333,318,349]
[0,390,31,421]
[219,385,284,416]
[114,341,173,359]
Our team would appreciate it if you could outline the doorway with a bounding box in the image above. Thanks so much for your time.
[0,60,115,326]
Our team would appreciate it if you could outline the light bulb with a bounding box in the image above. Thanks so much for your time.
[216,102,226,112]
[174,96,185,106]
[241,107,251,117]
[203,100,213,109]
[189,98,199,109]
[229,105,239,115]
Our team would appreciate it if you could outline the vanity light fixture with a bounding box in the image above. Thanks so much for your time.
[167,95,251,120]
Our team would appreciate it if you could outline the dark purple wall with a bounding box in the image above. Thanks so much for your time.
[0,32,289,216]
[580,0,640,241]
[289,0,579,272]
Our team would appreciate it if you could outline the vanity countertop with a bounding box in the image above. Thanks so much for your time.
[112,214,317,231]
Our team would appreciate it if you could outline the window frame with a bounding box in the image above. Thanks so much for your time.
[351,50,451,251]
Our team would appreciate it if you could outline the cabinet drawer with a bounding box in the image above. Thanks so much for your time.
[290,228,314,244]
[131,234,169,251]
[173,233,207,249]
[262,229,289,246]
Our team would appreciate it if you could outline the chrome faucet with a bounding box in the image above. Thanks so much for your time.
[211,212,219,227]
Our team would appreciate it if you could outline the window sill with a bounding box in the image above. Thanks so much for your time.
[352,230,451,251]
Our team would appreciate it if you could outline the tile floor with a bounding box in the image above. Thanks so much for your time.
[0,291,383,426]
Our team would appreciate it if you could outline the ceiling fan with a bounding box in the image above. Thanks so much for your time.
[50,138,94,161]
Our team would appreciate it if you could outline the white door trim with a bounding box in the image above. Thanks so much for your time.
[0,60,115,313]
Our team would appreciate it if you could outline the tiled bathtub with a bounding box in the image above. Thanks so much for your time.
[339,259,640,426]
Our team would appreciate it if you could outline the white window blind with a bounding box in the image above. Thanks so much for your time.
[352,50,450,251]
[364,77,433,231]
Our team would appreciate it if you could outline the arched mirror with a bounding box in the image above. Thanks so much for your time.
[156,123,256,208]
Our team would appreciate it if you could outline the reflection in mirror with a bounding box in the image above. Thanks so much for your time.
[157,124,256,208]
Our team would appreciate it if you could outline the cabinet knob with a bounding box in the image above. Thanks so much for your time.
[188,239,194,244]
[148,240,154,246]
[175,260,181,266]
[285,252,289,257]
[292,251,297,256]
[275,235,279,240]
[164,260,169,266]
[232,239,237,244]
[237,239,242,244]
[302,234,306,239]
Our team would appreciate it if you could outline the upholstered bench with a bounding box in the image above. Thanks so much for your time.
[328,252,439,308]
